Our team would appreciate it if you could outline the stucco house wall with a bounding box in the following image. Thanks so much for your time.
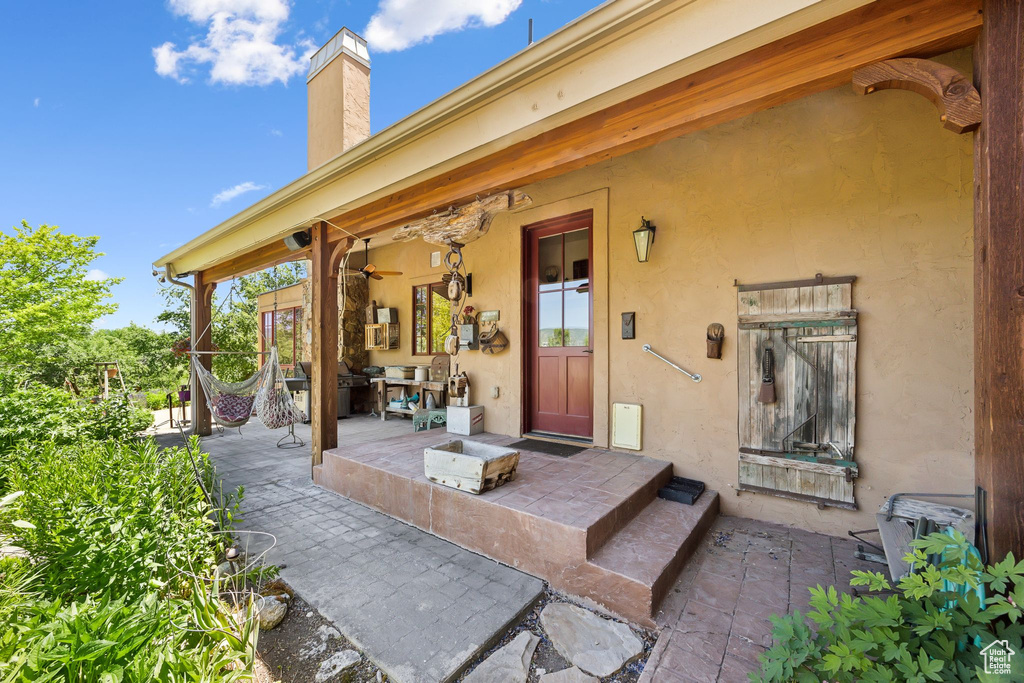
[360,49,974,536]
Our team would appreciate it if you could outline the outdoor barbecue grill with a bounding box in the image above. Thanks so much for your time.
[287,361,368,420]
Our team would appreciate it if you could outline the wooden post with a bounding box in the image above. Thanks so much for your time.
[193,270,214,437]
[974,0,1024,562]
[310,222,339,469]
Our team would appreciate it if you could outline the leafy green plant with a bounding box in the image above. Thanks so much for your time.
[753,531,1024,682]
[0,433,255,681]
[0,385,151,453]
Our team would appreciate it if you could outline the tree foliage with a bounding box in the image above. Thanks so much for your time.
[0,222,120,374]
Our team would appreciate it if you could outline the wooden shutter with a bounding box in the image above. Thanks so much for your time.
[736,275,859,509]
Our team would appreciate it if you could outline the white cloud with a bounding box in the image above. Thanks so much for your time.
[153,0,315,86]
[211,181,267,207]
[33,97,40,107]
[85,269,109,281]
[365,0,522,52]
[269,128,283,137]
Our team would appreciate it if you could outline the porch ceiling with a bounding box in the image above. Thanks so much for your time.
[157,0,980,283]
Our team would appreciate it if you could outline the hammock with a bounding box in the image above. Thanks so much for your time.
[193,347,306,430]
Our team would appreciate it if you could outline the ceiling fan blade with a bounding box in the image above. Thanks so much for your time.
[362,263,377,274]
[373,270,403,276]
[370,272,384,281]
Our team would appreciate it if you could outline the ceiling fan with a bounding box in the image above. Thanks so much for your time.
[342,238,403,281]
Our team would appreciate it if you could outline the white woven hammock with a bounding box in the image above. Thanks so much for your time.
[193,347,306,430]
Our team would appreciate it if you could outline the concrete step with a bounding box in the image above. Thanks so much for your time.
[577,493,719,626]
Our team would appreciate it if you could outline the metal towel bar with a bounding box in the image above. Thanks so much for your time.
[642,344,702,383]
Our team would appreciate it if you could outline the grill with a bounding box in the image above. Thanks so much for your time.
[285,361,369,419]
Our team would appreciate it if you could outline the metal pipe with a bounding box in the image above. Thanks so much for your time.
[642,344,701,383]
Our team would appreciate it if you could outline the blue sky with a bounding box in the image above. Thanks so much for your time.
[0,0,603,329]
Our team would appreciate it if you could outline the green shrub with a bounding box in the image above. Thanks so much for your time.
[753,531,1024,682]
[0,384,151,452]
[0,437,255,681]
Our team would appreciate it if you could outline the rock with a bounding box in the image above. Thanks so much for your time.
[539,603,642,677]
[465,631,539,683]
[314,650,360,682]
[257,594,288,630]
[540,666,599,683]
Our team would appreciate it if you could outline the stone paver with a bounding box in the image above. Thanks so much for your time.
[464,631,538,683]
[540,603,642,677]
[641,516,877,683]
[158,416,544,683]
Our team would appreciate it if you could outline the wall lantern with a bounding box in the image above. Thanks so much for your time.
[633,217,656,263]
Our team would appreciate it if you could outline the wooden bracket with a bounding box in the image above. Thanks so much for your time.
[852,58,981,134]
[328,236,354,277]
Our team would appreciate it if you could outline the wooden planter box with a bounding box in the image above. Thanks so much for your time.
[423,440,519,494]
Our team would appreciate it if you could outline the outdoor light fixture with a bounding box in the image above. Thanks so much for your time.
[633,217,656,263]
[283,230,312,251]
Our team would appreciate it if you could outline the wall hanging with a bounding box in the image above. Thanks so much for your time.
[706,323,724,358]
[735,273,859,510]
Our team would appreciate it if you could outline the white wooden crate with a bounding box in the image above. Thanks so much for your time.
[424,439,518,494]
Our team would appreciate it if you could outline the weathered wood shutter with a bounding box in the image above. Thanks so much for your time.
[736,275,858,509]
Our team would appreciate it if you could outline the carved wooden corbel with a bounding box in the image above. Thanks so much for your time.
[852,58,981,134]
[392,190,533,245]
[328,236,354,277]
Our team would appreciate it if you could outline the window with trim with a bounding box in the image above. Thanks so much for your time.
[413,283,452,355]
[261,307,303,376]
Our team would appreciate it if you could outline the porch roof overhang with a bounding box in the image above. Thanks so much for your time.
[153,0,981,282]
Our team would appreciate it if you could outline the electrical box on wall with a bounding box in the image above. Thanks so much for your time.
[612,403,643,450]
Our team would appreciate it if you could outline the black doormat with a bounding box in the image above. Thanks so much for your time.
[509,439,588,458]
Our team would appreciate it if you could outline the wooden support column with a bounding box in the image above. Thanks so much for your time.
[193,270,214,437]
[975,0,1024,561]
[310,222,339,469]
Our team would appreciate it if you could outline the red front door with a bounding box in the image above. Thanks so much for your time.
[524,211,593,439]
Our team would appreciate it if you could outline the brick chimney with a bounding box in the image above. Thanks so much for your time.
[307,28,370,170]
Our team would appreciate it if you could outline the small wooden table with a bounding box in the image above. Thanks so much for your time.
[371,378,448,421]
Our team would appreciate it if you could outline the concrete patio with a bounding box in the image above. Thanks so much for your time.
[156,414,877,682]
[157,416,545,683]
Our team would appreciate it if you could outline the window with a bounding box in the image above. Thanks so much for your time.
[261,306,303,375]
[413,283,452,355]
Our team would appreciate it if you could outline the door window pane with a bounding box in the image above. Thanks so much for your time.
[563,228,589,286]
[563,287,590,346]
[539,291,563,347]
[538,234,562,292]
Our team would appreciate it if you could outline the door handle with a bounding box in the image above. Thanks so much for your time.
[582,349,594,354]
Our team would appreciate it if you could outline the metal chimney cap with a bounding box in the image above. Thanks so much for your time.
[307,27,370,82]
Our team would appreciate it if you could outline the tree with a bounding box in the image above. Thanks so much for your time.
[0,222,120,380]
[157,263,306,383]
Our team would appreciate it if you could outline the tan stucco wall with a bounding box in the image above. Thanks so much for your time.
[363,49,974,536]
[307,54,370,170]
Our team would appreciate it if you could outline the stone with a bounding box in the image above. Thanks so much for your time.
[465,631,539,683]
[314,650,360,682]
[540,603,643,677]
[257,594,288,630]
[540,666,599,683]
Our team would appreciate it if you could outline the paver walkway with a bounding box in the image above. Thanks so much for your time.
[641,515,876,682]
[158,417,544,683]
